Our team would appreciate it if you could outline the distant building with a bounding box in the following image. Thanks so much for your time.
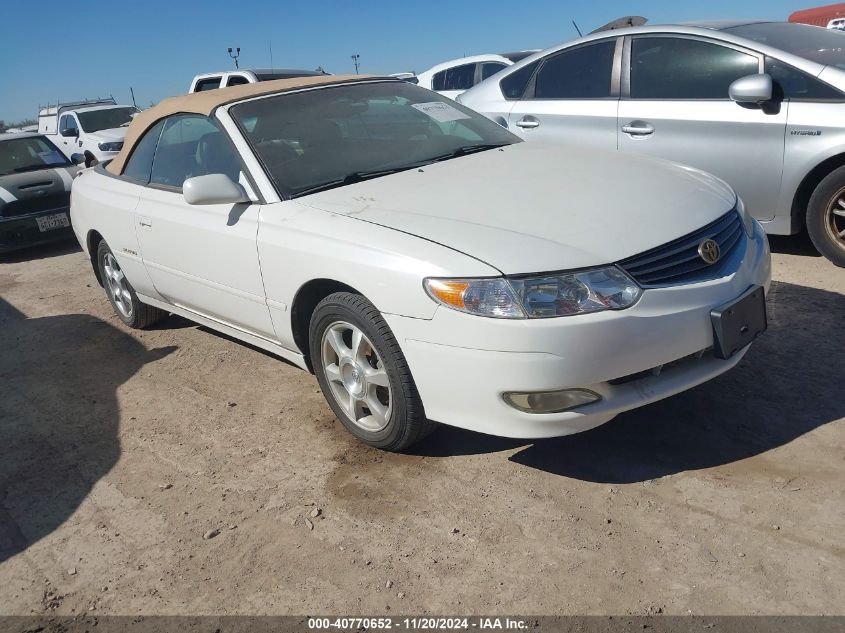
[789,2,845,28]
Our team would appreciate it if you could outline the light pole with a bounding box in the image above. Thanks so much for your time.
[351,54,360,74]
[228,47,241,70]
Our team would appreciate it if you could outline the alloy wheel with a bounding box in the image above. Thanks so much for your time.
[320,321,392,432]
[103,252,133,319]
[825,186,845,252]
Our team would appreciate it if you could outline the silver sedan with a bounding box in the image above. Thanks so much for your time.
[459,21,845,267]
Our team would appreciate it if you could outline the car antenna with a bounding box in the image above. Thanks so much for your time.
[130,87,137,109]
[572,20,583,37]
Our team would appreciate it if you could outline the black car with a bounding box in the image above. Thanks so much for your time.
[0,133,78,254]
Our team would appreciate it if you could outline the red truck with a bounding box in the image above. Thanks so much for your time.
[789,2,845,28]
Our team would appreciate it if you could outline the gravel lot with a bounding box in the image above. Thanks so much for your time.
[0,234,842,616]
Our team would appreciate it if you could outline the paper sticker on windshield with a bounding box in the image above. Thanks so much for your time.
[411,102,471,123]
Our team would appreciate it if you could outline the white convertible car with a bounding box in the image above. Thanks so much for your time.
[71,75,771,451]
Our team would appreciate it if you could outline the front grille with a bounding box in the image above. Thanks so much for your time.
[1,193,70,218]
[618,210,745,287]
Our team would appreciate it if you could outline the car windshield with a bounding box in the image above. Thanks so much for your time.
[230,81,519,198]
[724,22,845,69]
[0,136,71,175]
[76,106,139,132]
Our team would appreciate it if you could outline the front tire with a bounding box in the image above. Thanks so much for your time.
[807,166,845,267]
[309,292,436,451]
[96,240,163,328]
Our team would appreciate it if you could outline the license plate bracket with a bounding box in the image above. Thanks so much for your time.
[711,286,767,360]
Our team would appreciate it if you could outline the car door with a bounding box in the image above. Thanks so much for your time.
[133,113,275,338]
[618,35,787,222]
[505,38,621,151]
[58,114,80,156]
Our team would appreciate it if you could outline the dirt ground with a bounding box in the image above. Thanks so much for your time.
[0,233,842,617]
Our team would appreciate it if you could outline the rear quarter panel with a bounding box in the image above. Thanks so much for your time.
[70,169,155,296]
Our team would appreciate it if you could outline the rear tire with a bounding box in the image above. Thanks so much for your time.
[96,240,163,328]
[309,292,436,451]
[807,166,845,267]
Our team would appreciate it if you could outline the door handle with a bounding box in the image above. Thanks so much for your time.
[622,122,655,136]
[139,217,152,229]
[515,116,540,129]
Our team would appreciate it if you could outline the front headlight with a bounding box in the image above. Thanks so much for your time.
[736,195,754,237]
[97,141,123,152]
[424,266,642,319]
[424,277,525,318]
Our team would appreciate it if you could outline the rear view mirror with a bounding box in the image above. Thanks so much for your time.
[60,128,78,138]
[183,174,250,205]
[729,74,773,105]
[70,153,85,165]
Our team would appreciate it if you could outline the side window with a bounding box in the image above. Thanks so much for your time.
[226,75,250,87]
[194,77,222,92]
[766,57,844,101]
[60,115,78,133]
[122,119,165,184]
[443,63,476,91]
[480,62,508,81]
[533,41,616,99]
[630,37,759,99]
[150,115,241,189]
[431,70,447,91]
[500,60,540,99]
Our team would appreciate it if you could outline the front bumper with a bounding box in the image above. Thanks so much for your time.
[384,221,772,438]
[0,207,74,253]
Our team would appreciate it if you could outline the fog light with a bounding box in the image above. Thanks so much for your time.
[503,388,601,414]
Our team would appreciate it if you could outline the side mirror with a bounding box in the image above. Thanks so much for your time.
[60,127,78,138]
[729,74,773,105]
[70,151,100,168]
[83,150,99,168]
[183,174,249,205]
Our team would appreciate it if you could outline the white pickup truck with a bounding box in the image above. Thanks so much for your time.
[38,99,139,163]
[188,68,327,92]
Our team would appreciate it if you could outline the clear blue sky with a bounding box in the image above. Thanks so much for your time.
[0,0,804,122]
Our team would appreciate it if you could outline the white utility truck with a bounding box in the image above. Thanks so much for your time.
[38,98,139,162]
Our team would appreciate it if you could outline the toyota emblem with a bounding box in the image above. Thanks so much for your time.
[698,239,721,264]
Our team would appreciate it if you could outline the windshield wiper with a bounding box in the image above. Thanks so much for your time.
[293,167,418,197]
[426,143,508,164]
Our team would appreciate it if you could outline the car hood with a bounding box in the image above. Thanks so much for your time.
[300,143,737,274]
[0,165,77,212]
[86,128,127,143]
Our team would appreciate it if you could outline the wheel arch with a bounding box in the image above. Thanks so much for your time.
[290,278,365,372]
[86,229,105,286]
[792,152,845,230]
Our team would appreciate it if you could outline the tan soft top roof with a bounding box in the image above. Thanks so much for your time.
[107,74,378,175]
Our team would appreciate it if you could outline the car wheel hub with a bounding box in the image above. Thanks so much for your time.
[341,359,367,399]
[321,321,392,432]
